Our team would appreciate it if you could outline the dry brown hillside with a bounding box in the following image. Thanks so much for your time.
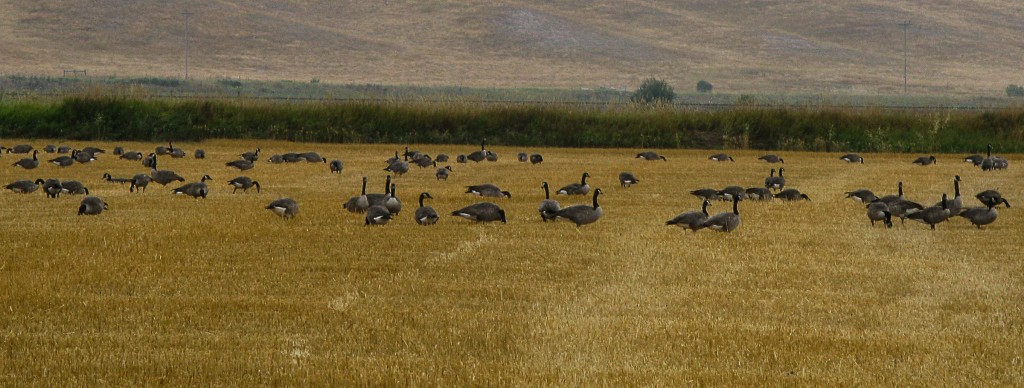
[1,1,1022,95]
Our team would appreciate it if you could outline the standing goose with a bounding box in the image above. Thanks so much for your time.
[774,188,810,201]
[12,150,39,169]
[530,153,544,164]
[518,152,528,162]
[241,148,261,162]
[878,181,924,223]
[456,154,468,163]
[266,198,299,219]
[963,154,984,166]
[913,155,937,166]
[636,151,666,161]
[102,173,132,185]
[120,151,144,161]
[49,154,75,167]
[344,177,371,213]
[329,160,343,174]
[975,190,1010,208]
[142,153,157,167]
[866,200,893,227]
[451,202,507,223]
[129,174,152,193]
[171,174,212,199]
[758,154,784,163]
[60,180,90,195]
[414,192,439,225]
[557,172,591,195]
[666,199,711,232]
[745,187,774,201]
[78,196,108,215]
[364,205,393,226]
[194,149,206,159]
[699,196,742,232]
[555,188,604,227]
[466,184,512,198]
[365,176,393,206]
[435,165,453,180]
[383,183,402,215]
[149,158,185,185]
[42,179,62,198]
[980,144,1010,171]
[435,154,450,163]
[228,176,261,193]
[226,159,255,171]
[4,179,44,194]
[384,153,409,176]
[764,168,786,191]
[935,175,963,215]
[708,153,734,162]
[466,140,487,162]
[539,182,561,222]
[958,198,999,229]
[717,186,747,201]
[840,153,865,163]
[845,189,877,203]
[618,172,639,188]
[907,193,951,230]
[73,149,97,164]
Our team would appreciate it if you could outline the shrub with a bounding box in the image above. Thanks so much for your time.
[697,80,713,93]
[1008,84,1024,97]
[631,78,675,104]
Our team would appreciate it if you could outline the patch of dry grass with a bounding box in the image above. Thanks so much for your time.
[0,139,1022,384]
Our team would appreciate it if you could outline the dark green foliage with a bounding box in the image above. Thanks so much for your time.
[697,80,713,93]
[1008,84,1024,97]
[217,79,243,88]
[631,78,675,104]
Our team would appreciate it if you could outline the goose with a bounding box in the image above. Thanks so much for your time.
[840,153,864,163]
[171,175,212,199]
[343,177,371,213]
[73,149,97,163]
[764,168,785,191]
[155,143,171,155]
[402,147,422,159]
[745,187,774,201]
[142,153,157,167]
[168,144,186,158]
[774,188,810,201]
[241,148,261,162]
[282,153,303,163]
[866,200,893,227]
[690,188,721,201]
[555,188,604,227]
[226,159,255,171]
[300,152,326,163]
[49,155,75,167]
[44,144,57,153]
[878,182,922,219]
[120,151,144,161]
[386,151,401,164]
[365,176,393,206]
[557,172,591,195]
[717,186,747,201]
[539,182,561,222]
[384,153,409,176]
[912,155,937,166]
[699,196,742,232]
[958,198,999,229]
[329,160,343,174]
[975,190,1010,208]
[364,205,393,226]
[963,154,984,166]
[435,154,450,163]
[518,152,528,162]
[935,176,963,215]
[467,140,487,162]
[907,193,951,230]
[414,192,439,225]
[9,144,33,154]
[485,151,499,162]
[413,155,434,168]
[466,184,511,198]
[383,183,402,215]
[266,198,299,219]
[530,153,543,164]
[435,165,452,180]
[12,150,39,169]
[708,153,734,162]
[129,174,152,193]
[267,154,285,164]
[456,154,468,163]
[81,146,105,155]
[4,179,43,194]
[57,145,71,154]
[149,158,185,185]
[758,154,784,163]
[194,149,206,159]
[451,202,507,223]
[666,199,711,232]
[845,189,877,203]
[636,151,666,161]
[228,176,261,193]
[42,179,62,198]
[77,196,108,216]
[102,173,132,185]
[618,172,639,188]
[980,144,1010,171]
[112,146,124,155]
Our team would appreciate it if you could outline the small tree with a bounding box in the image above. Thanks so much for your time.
[1008,84,1024,97]
[696,80,713,93]
[631,77,675,104]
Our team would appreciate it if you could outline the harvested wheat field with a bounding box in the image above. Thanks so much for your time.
[1,139,1022,385]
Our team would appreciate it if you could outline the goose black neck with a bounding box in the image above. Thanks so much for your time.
[987,144,992,157]
[941,194,947,209]
[778,168,784,177]
[581,173,588,185]
[543,183,550,199]
[701,200,709,215]
[419,193,426,207]
[384,176,391,192]
[592,190,600,208]
[732,197,739,215]
[361,178,367,195]
[898,182,903,197]
[954,179,960,197]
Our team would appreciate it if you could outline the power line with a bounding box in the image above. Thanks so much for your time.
[899,21,912,94]
[183,11,193,80]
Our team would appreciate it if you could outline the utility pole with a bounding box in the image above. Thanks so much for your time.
[183,11,193,80]
[899,21,912,94]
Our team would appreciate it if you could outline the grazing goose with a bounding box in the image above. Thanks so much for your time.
[365,176,393,206]
[44,144,57,153]
[618,172,639,188]
[112,146,124,155]
[155,143,171,155]
[120,151,144,161]
[963,154,984,166]
[959,198,999,229]
[414,192,439,225]
[456,154,468,163]
[935,176,963,215]
[57,145,71,154]
[840,153,865,163]
[403,147,422,159]
[329,160,343,174]
[878,182,923,222]
[774,188,810,201]
[758,154,784,163]
[171,175,212,199]
[81,146,105,155]
[168,144,186,158]
[413,155,434,168]
[435,154,450,163]
[49,155,75,167]
[975,190,1010,208]
[518,152,528,162]
[866,200,893,227]
[142,153,157,167]
[228,176,261,193]
[980,144,1010,171]
[530,153,543,164]
[8,144,33,153]
[267,154,285,164]
[435,165,453,180]
[384,154,410,176]
[452,202,507,223]
[266,198,299,219]
[539,182,561,222]
[383,183,402,215]
[466,183,511,198]
[557,172,591,195]
[301,152,326,163]
[77,196,108,216]
[149,159,185,186]
[913,155,937,166]
[690,188,722,201]
[364,205,393,226]
[241,148,261,162]
[717,186,747,201]
[226,159,255,171]
[344,177,371,213]
[708,153,734,162]
[467,140,487,162]
[194,149,206,159]
[73,149,97,164]
[555,188,604,227]
[764,168,786,191]
[485,150,499,162]
[12,150,39,169]
[129,174,152,193]
[42,179,62,198]
[102,173,133,185]
[908,193,951,230]
[4,179,43,194]
[636,151,666,161]
[745,187,774,201]
[845,189,877,203]
[699,196,741,232]
[282,153,303,163]
[666,199,711,232]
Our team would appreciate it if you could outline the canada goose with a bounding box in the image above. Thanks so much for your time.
[385,151,401,165]
[329,160,343,173]
[717,186,747,201]
[975,190,1010,208]
[935,176,963,215]
[435,165,453,180]
[241,148,261,162]
[485,151,499,162]
[879,182,909,205]
[155,143,171,155]
[81,146,105,155]
[980,144,1010,171]
[282,153,303,163]
[12,150,39,169]
[226,159,255,171]
[57,145,71,154]
[194,149,206,159]
[403,147,422,159]
[112,146,124,155]
[228,176,261,193]
[301,152,326,163]
[518,152,528,162]
[384,154,410,175]
[44,144,57,153]
[466,184,511,198]
[78,196,108,216]
[9,144,33,154]
[343,177,371,213]
[618,172,639,188]
[168,146,186,158]
[142,153,157,167]
[699,196,742,232]
[49,155,75,167]
[764,168,785,191]
[636,151,666,161]
[774,188,810,201]
[102,173,132,185]
[266,198,299,219]
[73,149,97,163]
[866,200,893,227]
[267,154,285,164]
[745,187,774,201]
[840,153,864,163]
[530,153,543,164]
[365,176,393,206]
[913,155,937,166]
[149,158,185,185]
[963,154,984,166]
[708,153,734,162]
[557,172,591,195]
[383,183,402,214]
[758,154,784,163]
[958,198,999,229]
[60,180,89,195]
[120,151,144,161]
[435,154,450,163]
[467,140,487,162]
[129,174,152,193]
[845,189,877,203]
[666,199,711,232]
[456,154,468,163]
[42,179,62,198]
[451,202,507,223]
[690,188,722,201]
[908,193,950,230]
[413,155,434,168]
[171,174,212,199]
[539,182,561,222]
[4,179,43,194]
[414,192,439,225]
[878,182,924,222]
[556,188,604,227]
[364,205,393,226]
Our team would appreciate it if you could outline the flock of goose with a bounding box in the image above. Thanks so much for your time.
[1,140,1014,232]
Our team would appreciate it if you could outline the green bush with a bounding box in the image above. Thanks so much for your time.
[697,80,713,93]
[1008,84,1024,97]
[631,78,675,104]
